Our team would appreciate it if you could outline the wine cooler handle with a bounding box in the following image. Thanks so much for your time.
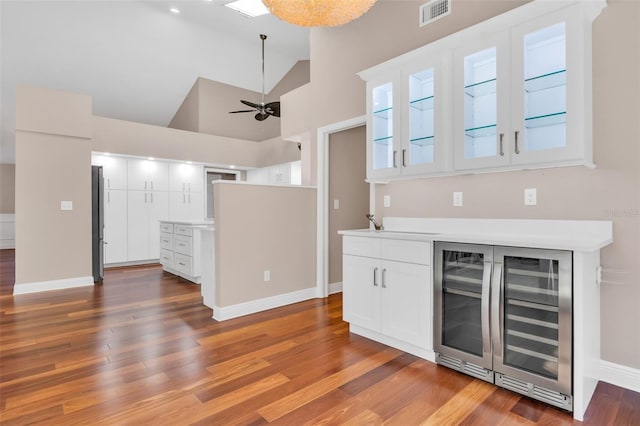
[481,261,492,357]
[373,267,379,287]
[491,262,504,359]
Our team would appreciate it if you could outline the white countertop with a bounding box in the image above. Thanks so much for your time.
[160,220,213,226]
[339,217,613,252]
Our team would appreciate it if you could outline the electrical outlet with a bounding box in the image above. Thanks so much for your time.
[524,188,537,206]
[383,195,391,208]
[263,270,271,282]
[453,192,463,207]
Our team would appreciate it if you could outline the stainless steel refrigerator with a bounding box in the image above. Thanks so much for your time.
[434,242,572,410]
[91,166,104,283]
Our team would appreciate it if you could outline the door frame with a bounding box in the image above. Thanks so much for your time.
[316,115,368,298]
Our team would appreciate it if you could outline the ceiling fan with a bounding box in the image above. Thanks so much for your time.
[229,34,280,121]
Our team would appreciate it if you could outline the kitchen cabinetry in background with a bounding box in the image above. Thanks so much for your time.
[127,158,169,191]
[169,163,204,221]
[246,161,301,185]
[93,155,127,190]
[159,221,208,283]
[342,235,432,359]
[127,190,168,261]
[359,0,604,181]
[103,189,127,263]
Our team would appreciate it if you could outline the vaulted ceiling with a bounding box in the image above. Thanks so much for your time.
[0,0,310,163]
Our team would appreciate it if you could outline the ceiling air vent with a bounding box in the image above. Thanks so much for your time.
[420,0,451,27]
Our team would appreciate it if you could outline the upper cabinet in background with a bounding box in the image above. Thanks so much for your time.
[359,0,605,182]
[128,158,169,191]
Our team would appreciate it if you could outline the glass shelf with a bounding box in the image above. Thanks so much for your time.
[525,112,566,129]
[465,124,497,138]
[410,136,434,146]
[374,136,393,144]
[409,96,434,111]
[525,70,566,93]
[464,78,496,98]
[373,107,393,120]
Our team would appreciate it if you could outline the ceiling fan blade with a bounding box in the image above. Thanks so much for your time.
[264,101,280,117]
[255,112,269,121]
[229,109,255,114]
[240,100,261,109]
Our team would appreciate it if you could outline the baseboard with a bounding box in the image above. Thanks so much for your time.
[600,360,640,393]
[213,287,316,321]
[328,281,342,295]
[13,275,94,295]
[0,240,15,249]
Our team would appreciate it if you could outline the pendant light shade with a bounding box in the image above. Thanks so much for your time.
[262,0,377,27]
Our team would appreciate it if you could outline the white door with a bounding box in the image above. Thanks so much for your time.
[104,189,127,264]
[127,191,149,261]
[342,255,381,331]
[147,191,169,259]
[380,260,431,350]
[127,159,150,191]
[169,191,188,221]
[147,161,169,191]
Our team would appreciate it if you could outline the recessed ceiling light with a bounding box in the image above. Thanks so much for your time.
[229,165,236,169]
[170,7,180,14]
[225,0,269,18]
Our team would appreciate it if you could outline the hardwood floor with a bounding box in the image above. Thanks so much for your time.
[1,250,638,425]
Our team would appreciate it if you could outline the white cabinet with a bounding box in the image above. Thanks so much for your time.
[104,189,127,263]
[169,163,203,193]
[92,154,127,190]
[342,236,432,358]
[127,159,169,191]
[127,190,168,261]
[169,192,203,221]
[246,161,302,185]
[359,1,604,181]
[159,221,204,283]
[169,163,204,221]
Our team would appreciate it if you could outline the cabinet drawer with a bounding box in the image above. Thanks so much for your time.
[381,239,431,265]
[160,233,173,250]
[174,234,192,256]
[343,236,381,258]
[174,253,192,276]
[160,249,174,267]
[160,222,174,234]
[174,225,193,237]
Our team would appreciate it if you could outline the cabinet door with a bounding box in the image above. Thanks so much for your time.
[186,192,204,221]
[147,191,169,260]
[246,168,270,184]
[127,159,150,191]
[380,260,431,350]
[169,191,188,221]
[104,189,127,263]
[402,59,446,175]
[509,9,578,165]
[367,76,402,179]
[343,255,381,331]
[127,191,149,261]
[92,155,128,190]
[169,163,203,193]
[147,161,168,191]
[454,35,510,171]
[269,164,291,185]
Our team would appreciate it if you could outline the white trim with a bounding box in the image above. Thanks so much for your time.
[328,281,343,295]
[600,360,640,394]
[13,275,94,295]
[316,115,367,299]
[213,287,316,321]
[0,213,15,249]
[350,324,436,362]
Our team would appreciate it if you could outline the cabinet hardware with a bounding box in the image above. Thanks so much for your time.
[402,149,407,167]
[393,151,397,168]
[514,131,520,154]
[381,268,387,288]
[107,178,110,189]
[491,262,504,357]
[151,181,154,190]
[145,180,147,190]
[145,193,147,203]
[107,192,110,203]
[188,194,191,203]
[499,133,505,157]
[183,194,186,203]
[481,261,492,356]
[373,267,379,286]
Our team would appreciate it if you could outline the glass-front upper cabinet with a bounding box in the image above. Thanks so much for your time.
[402,59,445,175]
[510,9,581,165]
[454,35,509,170]
[367,77,402,179]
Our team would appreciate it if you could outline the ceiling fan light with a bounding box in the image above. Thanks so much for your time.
[262,0,377,27]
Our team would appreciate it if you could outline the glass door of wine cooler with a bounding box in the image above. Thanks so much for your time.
[493,247,572,396]
[434,243,493,376]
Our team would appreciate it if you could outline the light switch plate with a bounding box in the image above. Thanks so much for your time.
[453,192,463,207]
[524,188,537,206]
[61,201,73,211]
[333,199,340,210]
[383,195,391,208]
[263,270,270,282]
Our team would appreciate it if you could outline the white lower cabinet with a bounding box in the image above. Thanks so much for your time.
[104,189,127,263]
[342,236,433,359]
[159,221,204,283]
[127,191,169,262]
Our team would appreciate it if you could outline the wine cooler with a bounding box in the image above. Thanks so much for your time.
[434,242,572,410]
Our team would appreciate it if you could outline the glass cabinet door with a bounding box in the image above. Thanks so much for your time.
[408,68,435,167]
[372,82,395,172]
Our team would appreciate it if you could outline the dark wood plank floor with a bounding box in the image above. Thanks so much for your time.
[1,249,638,425]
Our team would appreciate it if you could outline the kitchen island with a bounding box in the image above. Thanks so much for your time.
[159,220,213,284]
